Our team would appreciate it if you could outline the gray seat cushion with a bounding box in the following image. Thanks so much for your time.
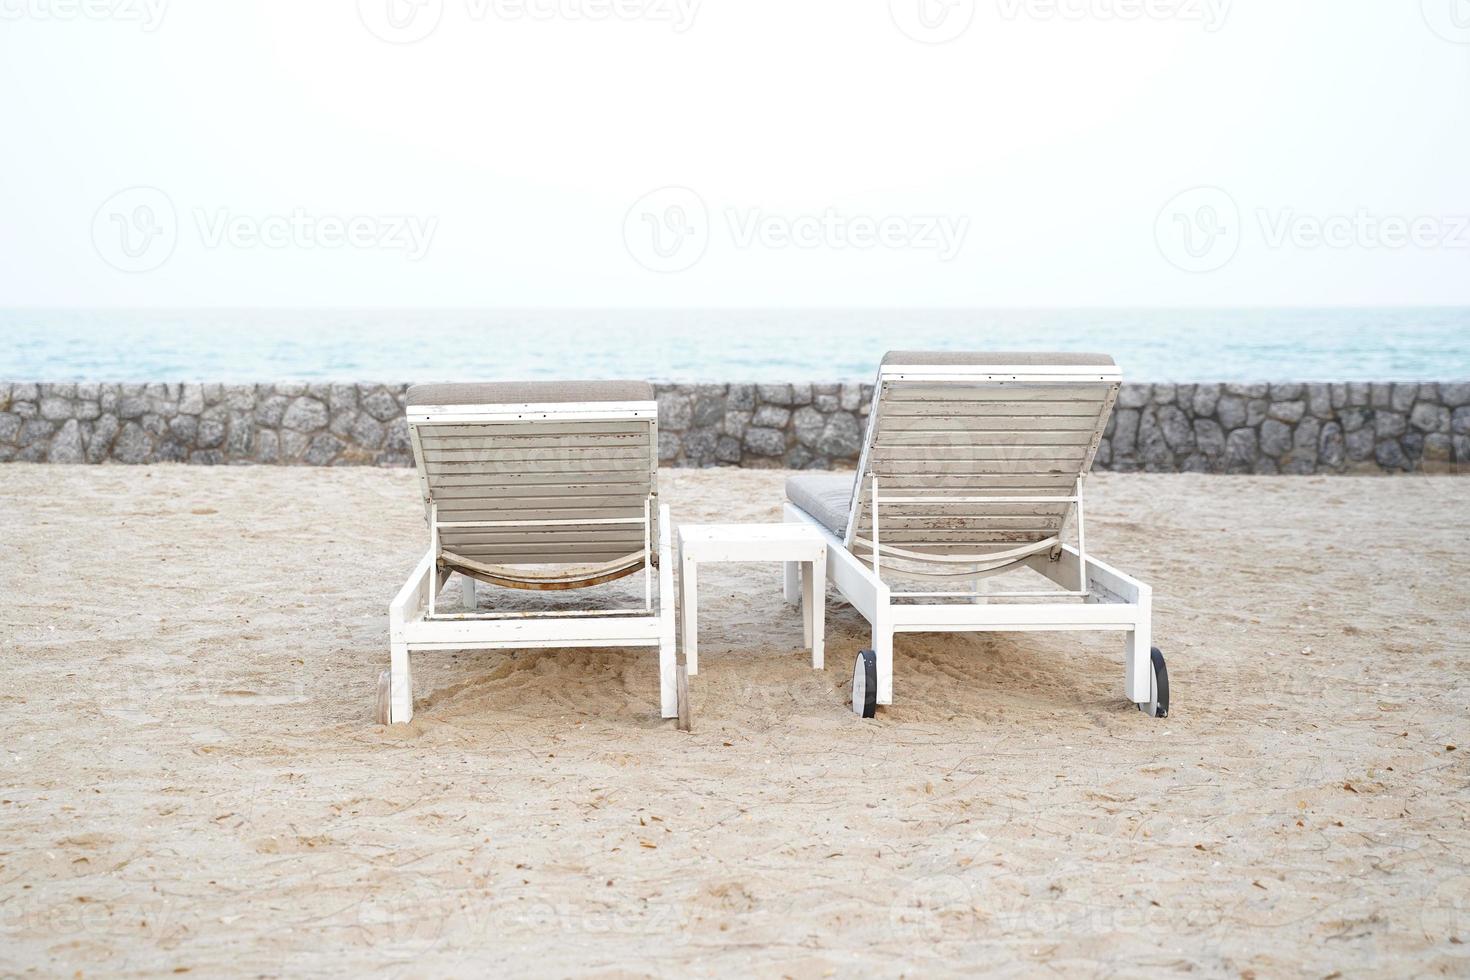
[881,351,1115,367]
[406,380,654,407]
[785,474,855,535]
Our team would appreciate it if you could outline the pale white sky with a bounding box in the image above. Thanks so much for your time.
[0,0,1467,308]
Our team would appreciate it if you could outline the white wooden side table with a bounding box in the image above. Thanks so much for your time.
[677,523,827,674]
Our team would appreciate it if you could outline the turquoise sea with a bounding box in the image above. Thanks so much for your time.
[2,308,1467,382]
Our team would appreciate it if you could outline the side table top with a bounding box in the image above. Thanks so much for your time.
[677,522,827,546]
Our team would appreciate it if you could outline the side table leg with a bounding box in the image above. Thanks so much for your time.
[682,557,698,676]
[805,554,824,670]
[784,559,800,605]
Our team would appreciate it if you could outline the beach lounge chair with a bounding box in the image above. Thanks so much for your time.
[783,352,1168,718]
[380,381,676,724]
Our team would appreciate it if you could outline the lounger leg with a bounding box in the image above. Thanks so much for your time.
[389,640,413,724]
[873,613,893,705]
[784,561,800,605]
[460,575,477,611]
[1125,622,1152,704]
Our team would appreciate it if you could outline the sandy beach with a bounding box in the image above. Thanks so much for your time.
[1,464,1467,977]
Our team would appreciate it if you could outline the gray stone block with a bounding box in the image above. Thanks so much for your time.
[169,415,198,442]
[1374,411,1406,439]
[816,413,863,459]
[113,422,153,464]
[48,420,84,463]
[328,385,358,412]
[753,405,791,429]
[1246,400,1269,427]
[1374,439,1408,470]
[839,384,863,412]
[814,393,839,412]
[1151,383,1176,405]
[0,413,20,444]
[255,394,289,427]
[197,416,227,449]
[1117,385,1150,409]
[40,397,73,421]
[657,430,681,462]
[757,384,794,407]
[1111,408,1140,458]
[1225,383,1268,398]
[156,440,189,463]
[656,392,692,430]
[11,383,39,402]
[1216,396,1246,430]
[744,427,787,456]
[1454,407,1470,435]
[790,383,813,406]
[360,388,401,422]
[792,406,826,448]
[1390,383,1418,412]
[1410,403,1450,433]
[350,414,386,450]
[190,450,225,465]
[384,418,412,453]
[76,401,101,421]
[19,419,55,446]
[87,415,119,463]
[1224,428,1257,473]
[117,396,149,420]
[1305,384,1332,418]
[1158,405,1195,453]
[722,410,751,438]
[1269,383,1304,400]
[225,415,254,456]
[715,436,742,464]
[1318,422,1345,470]
[224,385,256,411]
[1259,419,1292,458]
[728,384,756,411]
[283,397,330,433]
[279,430,309,461]
[256,430,280,464]
[692,395,725,428]
[303,434,344,466]
[1192,384,1220,418]
[1440,383,1470,406]
[177,384,204,415]
[12,402,36,419]
[683,427,719,463]
[1268,401,1306,424]
[1344,426,1375,461]
[1193,419,1225,457]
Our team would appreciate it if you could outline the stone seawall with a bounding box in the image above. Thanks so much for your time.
[1,381,1466,474]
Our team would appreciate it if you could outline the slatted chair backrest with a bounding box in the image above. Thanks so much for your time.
[405,381,659,574]
[844,352,1120,579]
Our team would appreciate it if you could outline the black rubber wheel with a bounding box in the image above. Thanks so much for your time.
[852,649,877,718]
[1138,646,1170,718]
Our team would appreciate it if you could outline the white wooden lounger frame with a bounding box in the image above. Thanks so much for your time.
[388,395,676,724]
[785,356,1158,711]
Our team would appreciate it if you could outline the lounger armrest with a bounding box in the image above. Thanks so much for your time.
[390,547,436,634]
